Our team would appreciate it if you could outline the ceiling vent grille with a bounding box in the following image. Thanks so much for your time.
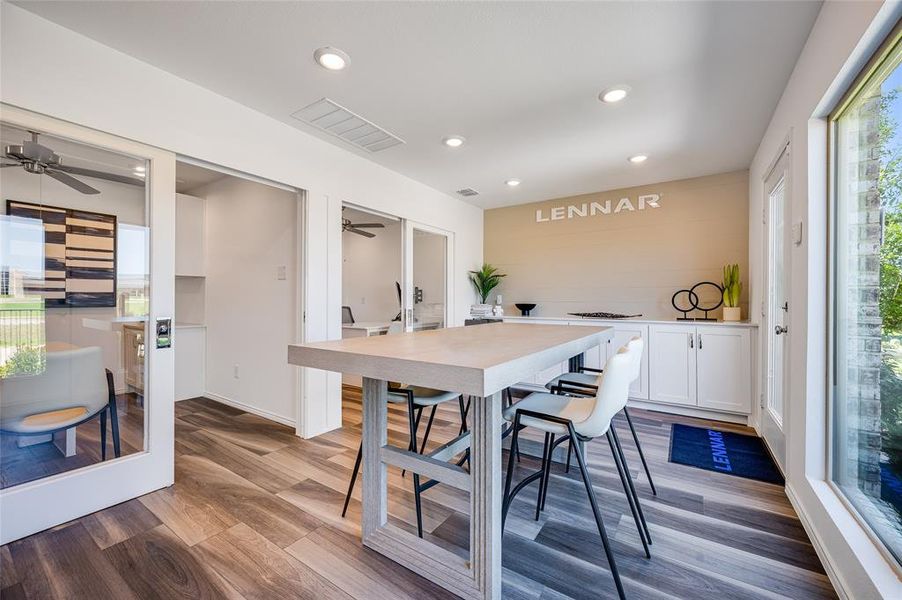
[291,98,405,153]
[456,188,479,197]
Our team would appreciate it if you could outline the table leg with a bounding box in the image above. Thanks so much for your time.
[359,379,502,599]
[470,391,503,599]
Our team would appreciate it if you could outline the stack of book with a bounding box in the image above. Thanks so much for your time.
[470,305,495,318]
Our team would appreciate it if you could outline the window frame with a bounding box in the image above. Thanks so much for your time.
[827,21,902,574]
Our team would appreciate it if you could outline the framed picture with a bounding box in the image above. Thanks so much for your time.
[6,200,117,308]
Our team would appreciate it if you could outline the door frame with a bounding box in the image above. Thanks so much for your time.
[760,139,791,472]
[0,103,176,544]
[401,219,453,332]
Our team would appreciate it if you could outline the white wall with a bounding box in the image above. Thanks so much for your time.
[748,2,902,597]
[193,176,299,423]
[0,4,484,437]
[0,166,145,392]
[342,221,402,323]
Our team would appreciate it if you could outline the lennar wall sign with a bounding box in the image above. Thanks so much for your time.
[535,194,661,223]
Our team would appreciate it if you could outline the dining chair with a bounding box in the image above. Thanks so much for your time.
[501,347,648,600]
[341,306,355,324]
[341,322,468,538]
[0,346,121,460]
[545,336,657,495]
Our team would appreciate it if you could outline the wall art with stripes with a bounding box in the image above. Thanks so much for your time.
[6,200,117,307]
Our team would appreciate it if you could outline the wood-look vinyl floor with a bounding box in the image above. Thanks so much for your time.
[0,393,144,490]
[1,391,837,600]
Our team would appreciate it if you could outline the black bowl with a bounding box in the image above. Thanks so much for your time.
[515,303,537,316]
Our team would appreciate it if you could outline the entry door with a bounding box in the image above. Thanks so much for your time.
[0,107,175,544]
[402,220,451,332]
[761,145,790,471]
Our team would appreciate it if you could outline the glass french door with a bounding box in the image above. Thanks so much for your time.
[0,106,175,544]
[761,144,790,472]
[401,220,451,332]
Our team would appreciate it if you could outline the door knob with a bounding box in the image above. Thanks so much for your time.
[775,325,788,335]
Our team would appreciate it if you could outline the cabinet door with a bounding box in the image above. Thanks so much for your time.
[696,326,751,413]
[648,324,696,406]
[175,193,205,276]
[609,324,649,399]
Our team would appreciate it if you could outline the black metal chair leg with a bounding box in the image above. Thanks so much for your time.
[342,443,363,517]
[570,426,626,600]
[109,398,121,458]
[501,414,521,532]
[402,406,425,478]
[458,395,471,468]
[565,440,573,473]
[622,407,656,495]
[611,427,651,545]
[419,405,438,454]
[406,396,425,538]
[535,432,552,521]
[100,407,107,461]
[541,435,569,512]
[606,431,650,558]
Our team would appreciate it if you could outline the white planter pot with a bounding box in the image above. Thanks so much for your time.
[722,306,741,322]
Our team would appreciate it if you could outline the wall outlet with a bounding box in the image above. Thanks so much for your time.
[233,364,240,379]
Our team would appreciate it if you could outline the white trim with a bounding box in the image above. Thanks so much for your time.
[785,482,851,600]
[176,154,297,193]
[199,392,296,428]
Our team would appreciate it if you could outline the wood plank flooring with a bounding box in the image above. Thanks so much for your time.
[1,391,837,599]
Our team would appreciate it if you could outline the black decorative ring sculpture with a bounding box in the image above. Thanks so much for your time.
[672,281,724,321]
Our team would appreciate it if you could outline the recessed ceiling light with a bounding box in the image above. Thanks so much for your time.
[505,179,521,187]
[443,135,465,148]
[314,47,350,71]
[600,86,631,103]
[628,154,648,164]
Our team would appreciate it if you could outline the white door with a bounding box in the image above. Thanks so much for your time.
[402,220,451,332]
[648,324,697,406]
[761,145,790,470]
[696,326,751,413]
[0,107,175,544]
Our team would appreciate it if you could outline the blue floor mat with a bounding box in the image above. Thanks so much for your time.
[669,423,784,485]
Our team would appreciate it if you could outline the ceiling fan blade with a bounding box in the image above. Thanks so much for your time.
[53,164,145,187]
[44,169,101,194]
[21,140,59,164]
[347,227,376,238]
[349,223,385,229]
[0,163,19,168]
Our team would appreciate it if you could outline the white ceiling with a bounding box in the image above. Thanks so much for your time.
[16,1,821,209]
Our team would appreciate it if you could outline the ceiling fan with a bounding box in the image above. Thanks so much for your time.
[342,212,385,238]
[2,131,145,194]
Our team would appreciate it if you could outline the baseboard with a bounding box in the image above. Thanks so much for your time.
[194,391,297,429]
[784,482,850,600]
[624,399,749,425]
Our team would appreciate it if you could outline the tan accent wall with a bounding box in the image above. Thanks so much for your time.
[484,170,749,319]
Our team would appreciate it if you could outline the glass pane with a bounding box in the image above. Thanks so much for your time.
[768,178,786,423]
[412,229,446,329]
[0,123,148,489]
[832,42,902,564]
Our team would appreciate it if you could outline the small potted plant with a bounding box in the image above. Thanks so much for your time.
[722,263,742,321]
[469,263,506,315]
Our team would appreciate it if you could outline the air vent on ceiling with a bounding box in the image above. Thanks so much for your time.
[291,98,405,153]
[456,188,479,197]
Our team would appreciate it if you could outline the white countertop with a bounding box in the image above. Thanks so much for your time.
[502,315,758,328]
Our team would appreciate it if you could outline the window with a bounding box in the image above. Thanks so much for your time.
[831,28,902,566]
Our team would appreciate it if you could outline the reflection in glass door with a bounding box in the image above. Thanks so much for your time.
[403,222,450,332]
[0,108,174,544]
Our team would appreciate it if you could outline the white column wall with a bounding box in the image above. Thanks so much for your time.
[748,2,902,597]
[0,4,483,438]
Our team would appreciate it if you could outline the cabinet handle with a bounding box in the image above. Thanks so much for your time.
[689,333,693,349]
[698,334,702,350]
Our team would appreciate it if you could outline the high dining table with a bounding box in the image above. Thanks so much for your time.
[287,322,612,599]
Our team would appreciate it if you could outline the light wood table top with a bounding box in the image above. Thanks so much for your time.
[289,322,611,396]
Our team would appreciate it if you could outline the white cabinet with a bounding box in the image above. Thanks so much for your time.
[175,193,205,277]
[648,323,751,414]
[175,326,206,401]
[648,324,696,406]
[696,325,751,413]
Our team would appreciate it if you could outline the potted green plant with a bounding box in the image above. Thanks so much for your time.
[469,263,506,314]
[722,263,742,321]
